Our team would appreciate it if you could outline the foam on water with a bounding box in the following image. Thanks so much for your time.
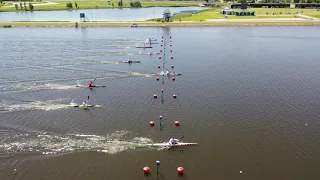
[0,130,154,156]
[2,98,70,112]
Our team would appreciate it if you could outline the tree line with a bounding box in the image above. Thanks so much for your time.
[14,2,34,11]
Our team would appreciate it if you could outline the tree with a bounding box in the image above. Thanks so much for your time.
[130,1,133,7]
[23,2,26,10]
[66,2,73,9]
[20,2,23,10]
[15,4,19,10]
[240,0,247,10]
[118,0,123,7]
[75,2,78,9]
[133,1,141,7]
[29,3,34,11]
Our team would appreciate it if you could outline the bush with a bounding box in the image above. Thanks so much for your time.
[15,4,19,10]
[133,1,141,7]
[130,2,133,7]
[75,2,78,9]
[66,2,73,9]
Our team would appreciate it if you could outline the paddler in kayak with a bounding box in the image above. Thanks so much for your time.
[88,81,94,88]
[169,137,179,146]
[127,58,133,64]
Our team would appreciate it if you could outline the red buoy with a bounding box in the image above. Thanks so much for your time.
[158,65,161,68]
[160,50,163,52]
[175,121,180,126]
[159,56,162,59]
[161,44,163,46]
[170,50,173,52]
[154,94,158,99]
[173,94,177,98]
[150,121,155,126]
[143,166,150,174]
[170,36,172,39]
[156,77,160,81]
[171,65,174,69]
[162,36,164,39]
[177,167,184,175]
[170,44,172,46]
[172,77,176,81]
[171,56,173,59]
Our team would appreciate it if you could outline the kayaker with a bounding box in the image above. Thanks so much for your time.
[127,58,132,64]
[82,100,88,106]
[169,137,178,146]
[88,81,93,87]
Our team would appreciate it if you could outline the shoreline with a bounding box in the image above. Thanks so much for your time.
[1,21,320,27]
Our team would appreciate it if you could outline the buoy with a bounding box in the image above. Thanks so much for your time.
[173,94,177,98]
[170,36,172,39]
[171,56,173,59]
[159,56,162,59]
[161,40,163,42]
[170,44,172,46]
[161,44,163,46]
[156,77,160,81]
[154,94,158,99]
[162,36,164,38]
[240,170,243,174]
[175,121,180,126]
[172,77,176,81]
[170,50,172,52]
[160,50,162,52]
[170,40,172,42]
[220,123,222,126]
[150,121,155,126]
[143,166,150,174]
[160,115,163,120]
[177,167,184,175]
[158,65,161,68]
[171,65,174,69]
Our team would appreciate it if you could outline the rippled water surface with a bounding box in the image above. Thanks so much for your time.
[0,27,320,180]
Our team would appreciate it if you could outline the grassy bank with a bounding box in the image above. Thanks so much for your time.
[0,1,200,12]
[1,21,320,28]
[162,8,320,21]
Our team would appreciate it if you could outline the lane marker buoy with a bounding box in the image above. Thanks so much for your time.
[177,167,184,175]
[143,166,150,174]
[150,121,155,126]
[175,121,180,126]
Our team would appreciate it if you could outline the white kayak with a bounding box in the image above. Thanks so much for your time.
[147,142,198,147]
[67,104,103,108]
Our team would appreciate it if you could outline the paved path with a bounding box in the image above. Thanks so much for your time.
[205,18,317,22]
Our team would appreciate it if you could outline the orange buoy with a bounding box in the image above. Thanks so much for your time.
[171,56,173,59]
[173,94,177,98]
[177,167,184,175]
[143,166,150,174]
[175,121,180,126]
[156,77,160,81]
[154,94,158,99]
[150,121,155,126]
[172,77,176,81]
[158,65,161,68]
[171,65,174,69]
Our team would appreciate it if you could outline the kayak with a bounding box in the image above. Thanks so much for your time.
[76,85,106,88]
[136,45,152,48]
[67,104,103,108]
[139,52,160,55]
[147,142,198,147]
[121,61,141,63]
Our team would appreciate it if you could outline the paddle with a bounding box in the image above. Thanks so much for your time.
[93,78,97,86]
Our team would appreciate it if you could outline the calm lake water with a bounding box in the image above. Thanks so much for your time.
[0,7,205,22]
[0,27,320,180]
